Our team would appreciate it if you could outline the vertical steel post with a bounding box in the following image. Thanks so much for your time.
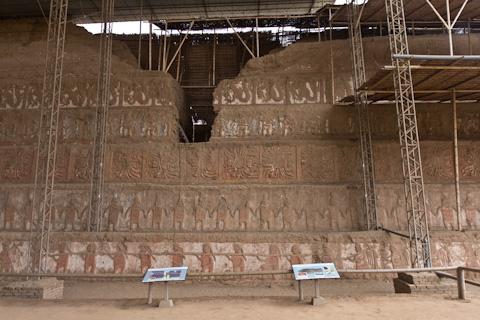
[298,281,304,300]
[385,0,431,268]
[256,17,260,57]
[138,0,143,69]
[88,0,114,232]
[148,282,153,304]
[149,21,152,70]
[348,2,378,230]
[457,268,466,300]
[28,0,69,276]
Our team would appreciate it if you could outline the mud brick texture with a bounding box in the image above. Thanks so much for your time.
[394,272,456,295]
[0,278,64,299]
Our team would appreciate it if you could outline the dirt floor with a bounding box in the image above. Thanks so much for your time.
[1,278,480,319]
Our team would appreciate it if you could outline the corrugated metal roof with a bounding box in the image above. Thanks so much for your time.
[0,0,336,23]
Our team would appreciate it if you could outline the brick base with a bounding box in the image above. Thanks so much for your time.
[0,278,64,299]
[393,272,456,295]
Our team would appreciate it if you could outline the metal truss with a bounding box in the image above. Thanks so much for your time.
[347,2,378,230]
[385,0,431,268]
[88,0,115,232]
[27,0,69,275]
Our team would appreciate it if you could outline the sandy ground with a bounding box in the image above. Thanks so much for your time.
[1,278,480,320]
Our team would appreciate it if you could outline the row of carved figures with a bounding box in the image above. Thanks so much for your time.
[2,240,480,275]
[1,190,480,232]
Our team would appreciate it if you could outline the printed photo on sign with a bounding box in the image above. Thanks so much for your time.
[142,267,188,282]
[292,263,340,280]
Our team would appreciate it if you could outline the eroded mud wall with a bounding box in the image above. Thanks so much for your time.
[1,19,480,275]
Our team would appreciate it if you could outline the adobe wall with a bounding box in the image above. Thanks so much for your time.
[1,19,480,276]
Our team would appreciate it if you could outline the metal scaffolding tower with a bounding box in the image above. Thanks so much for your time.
[27,0,69,274]
[384,0,431,268]
[347,2,378,230]
[88,0,115,232]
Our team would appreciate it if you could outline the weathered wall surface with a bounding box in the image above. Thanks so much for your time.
[1,20,480,276]
[1,232,480,274]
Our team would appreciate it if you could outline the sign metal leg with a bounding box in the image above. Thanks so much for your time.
[159,282,174,308]
[298,280,303,301]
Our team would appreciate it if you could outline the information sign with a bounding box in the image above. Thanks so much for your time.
[292,263,340,280]
[142,267,188,282]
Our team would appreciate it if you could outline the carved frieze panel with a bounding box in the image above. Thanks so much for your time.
[460,144,480,179]
[185,146,219,181]
[255,77,286,105]
[144,146,180,181]
[71,148,92,182]
[287,76,321,104]
[0,148,33,181]
[422,145,453,180]
[222,146,260,181]
[215,78,254,106]
[109,149,143,181]
[261,146,296,180]
[299,145,335,182]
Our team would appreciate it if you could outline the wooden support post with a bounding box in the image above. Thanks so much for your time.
[329,8,335,104]
[148,21,152,71]
[158,29,163,71]
[256,17,260,58]
[163,22,168,72]
[453,89,461,231]
[176,38,182,82]
[166,21,194,72]
[318,14,321,42]
[457,268,466,300]
[226,17,255,58]
[138,0,143,69]
[468,19,472,55]
[212,30,216,86]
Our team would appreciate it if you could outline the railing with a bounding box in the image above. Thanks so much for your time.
[1,266,479,300]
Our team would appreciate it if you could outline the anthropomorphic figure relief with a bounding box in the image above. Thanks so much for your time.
[104,198,123,232]
[329,192,350,231]
[464,193,479,230]
[257,198,276,231]
[127,196,145,231]
[139,243,153,273]
[260,245,280,271]
[196,243,215,273]
[213,196,234,231]
[431,243,451,267]
[228,244,246,272]
[287,245,303,265]
[393,191,408,231]
[237,196,255,231]
[4,196,16,230]
[195,194,210,231]
[426,194,443,231]
[110,244,127,274]
[149,195,164,230]
[173,195,186,231]
[23,196,33,231]
[0,240,16,273]
[63,198,79,231]
[171,243,185,267]
[438,195,456,231]
[280,197,303,231]
[83,244,96,274]
[54,242,70,273]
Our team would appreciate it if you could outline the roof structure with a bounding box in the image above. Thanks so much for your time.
[342,56,480,103]
[0,0,335,23]
[331,0,480,24]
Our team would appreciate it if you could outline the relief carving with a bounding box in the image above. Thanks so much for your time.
[227,244,246,272]
[261,146,295,180]
[221,79,253,105]
[111,150,143,180]
[256,77,285,104]
[288,78,319,104]
[196,243,215,273]
[422,147,453,179]
[1,149,33,181]
[186,148,218,180]
[146,149,180,180]
[461,146,480,178]
[223,147,260,179]
[300,146,334,181]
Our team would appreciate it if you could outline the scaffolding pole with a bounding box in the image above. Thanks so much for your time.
[88,0,114,232]
[385,0,431,268]
[27,0,69,275]
[347,2,378,230]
